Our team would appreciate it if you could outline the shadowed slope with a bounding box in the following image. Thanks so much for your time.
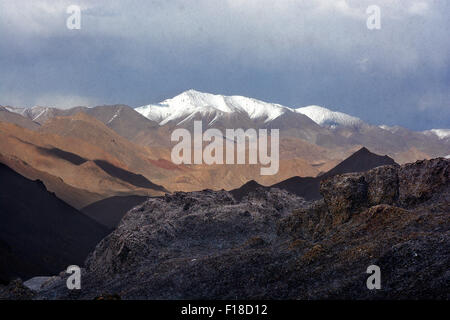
[0,163,109,283]
[93,160,167,191]
[81,195,149,228]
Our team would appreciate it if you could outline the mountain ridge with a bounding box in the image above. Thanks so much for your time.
[136,89,367,129]
[230,147,397,201]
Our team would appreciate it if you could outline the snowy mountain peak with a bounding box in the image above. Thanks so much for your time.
[422,129,450,140]
[136,90,370,129]
[162,90,235,113]
[136,90,289,126]
[294,105,364,129]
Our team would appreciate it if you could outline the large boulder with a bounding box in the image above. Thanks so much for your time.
[85,188,308,278]
[398,158,449,206]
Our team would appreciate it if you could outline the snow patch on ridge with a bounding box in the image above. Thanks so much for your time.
[107,109,121,124]
[32,108,49,121]
[295,105,364,128]
[423,129,450,140]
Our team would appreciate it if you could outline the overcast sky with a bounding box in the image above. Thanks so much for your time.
[0,0,449,130]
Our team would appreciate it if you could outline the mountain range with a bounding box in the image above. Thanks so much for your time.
[5,90,448,160]
[136,90,449,154]
[0,90,448,209]
[0,90,449,299]
[82,147,396,228]
[137,90,366,130]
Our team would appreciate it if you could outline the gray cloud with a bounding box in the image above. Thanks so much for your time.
[0,0,449,130]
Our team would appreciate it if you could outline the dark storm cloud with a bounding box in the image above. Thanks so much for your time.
[0,0,448,130]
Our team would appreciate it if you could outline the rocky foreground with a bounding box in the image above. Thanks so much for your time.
[5,158,450,299]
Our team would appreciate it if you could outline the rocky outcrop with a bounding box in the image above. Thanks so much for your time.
[85,188,308,278]
[398,158,449,206]
[33,158,449,300]
[319,158,448,226]
[365,165,399,206]
[320,173,369,226]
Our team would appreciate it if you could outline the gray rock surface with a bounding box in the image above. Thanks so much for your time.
[30,158,450,299]
[23,277,54,292]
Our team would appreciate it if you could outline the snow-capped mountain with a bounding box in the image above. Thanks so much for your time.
[136,89,363,129]
[422,129,450,140]
[136,90,289,126]
[1,90,449,165]
[295,105,364,129]
[134,91,450,161]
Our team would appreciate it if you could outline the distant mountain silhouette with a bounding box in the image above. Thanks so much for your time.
[320,147,396,177]
[229,180,264,201]
[230,147,397,201]
[82,195,149,228]
[0,163,109,283]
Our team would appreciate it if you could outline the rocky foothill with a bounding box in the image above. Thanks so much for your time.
[4,158,449,300]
